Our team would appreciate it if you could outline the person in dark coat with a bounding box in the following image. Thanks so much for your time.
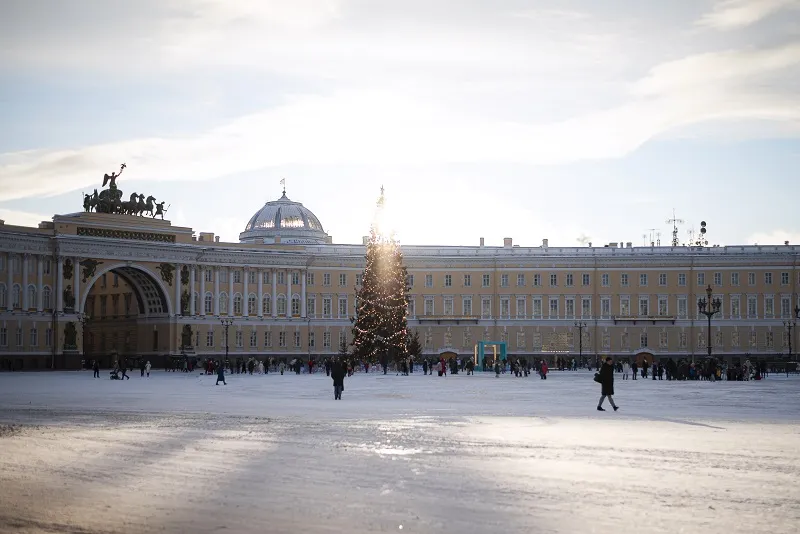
[331,358,346,400]
[92,360,100,378]
[597,357,618,411]
[216,362,226,385]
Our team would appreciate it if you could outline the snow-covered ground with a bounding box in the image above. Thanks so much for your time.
[1,369,799,534]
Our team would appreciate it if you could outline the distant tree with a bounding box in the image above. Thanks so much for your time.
[407,330,422,359]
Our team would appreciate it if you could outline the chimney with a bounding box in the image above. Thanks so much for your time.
[626,242,632,248]
[215,236,220,243]
[503,237,512,248]
[479,237,485,247]
[362,236,369,245]
[542,238,549,248]
[198,232,215,242]
[588,242,592,247]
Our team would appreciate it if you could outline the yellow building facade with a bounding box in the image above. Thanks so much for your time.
[0,190,798,370]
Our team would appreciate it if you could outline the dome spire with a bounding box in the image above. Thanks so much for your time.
[280,177,287,198]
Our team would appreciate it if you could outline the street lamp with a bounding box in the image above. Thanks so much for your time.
[574,321,587,367]
[784,305,800,372]
[76,312,91,367]
[220,318,234,367]
[697,285,721,360]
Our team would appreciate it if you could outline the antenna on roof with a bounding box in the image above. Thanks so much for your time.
[667,209,684,247]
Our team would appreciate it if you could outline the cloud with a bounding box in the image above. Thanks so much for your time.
[697,0,800,30]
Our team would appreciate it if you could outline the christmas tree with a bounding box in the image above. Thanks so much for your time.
[351,188,409,368]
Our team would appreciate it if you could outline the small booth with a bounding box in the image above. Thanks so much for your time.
[475,341,507,371]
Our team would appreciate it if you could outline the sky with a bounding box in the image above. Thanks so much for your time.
[1,0,799,247]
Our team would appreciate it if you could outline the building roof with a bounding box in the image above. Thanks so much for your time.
[239,191,329,245]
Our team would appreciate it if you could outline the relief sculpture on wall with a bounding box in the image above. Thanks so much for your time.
[157,263,175,286]
[80,259,103,283]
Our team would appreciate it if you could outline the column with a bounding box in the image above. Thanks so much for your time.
[257,269,264,318]
[228,268,234,316]
[199,267,206,316]
[214,268,220,315]
[287,270,292,318]
[271,269,277,318]
[243,267,249,317]
[6,253,13,311]
[301,268,307,318]
[73,257,81,313]
[36,255,44,312]
[174,263,182,317]
[56,256,64,313]
[22,254,29,310]
[190,266,196,316]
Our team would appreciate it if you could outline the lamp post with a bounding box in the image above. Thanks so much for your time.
[220,318,234,367]
[76,312,90,367]
[784,305,800,376]
[697,285,721,360]
[574,321,587,367]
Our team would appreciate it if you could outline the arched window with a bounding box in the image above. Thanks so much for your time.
[42,286,51,310]
[291,295,300,317]
[277,295,287,316]
[219,292,228,314]
[12,284,21,309]
[233,293,243,315]
[204,292,213,314]
[248,293,257,315]
[0,284,6,308]
[27,285,36,310]
[263,295,271,315]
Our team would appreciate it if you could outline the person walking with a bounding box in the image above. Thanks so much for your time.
[622,361,630,380]
[145,361,151,378]
[92,360,100,378]
[216,362,226,385]
[331,357,346,400]
[140,359,146,377]
[120,363,130,380]
[597,357,619,412]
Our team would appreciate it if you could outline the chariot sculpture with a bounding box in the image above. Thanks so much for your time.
[83,164,169,219]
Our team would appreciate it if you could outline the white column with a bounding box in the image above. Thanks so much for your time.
[6,253,13,311]
[22,254,29,310]
[287,270,292,318]
[228,269,234,316]
[36,255,44,312]
[301,269,307,318]
[174,263,182,316]
[199,267,206,316]
[257,269,263,318]
[73,257,81,313]
[56,256,64,313]
[243,267,249,317]
[214,268,220,315]
[271,269,277,318]
[190,266,196,316]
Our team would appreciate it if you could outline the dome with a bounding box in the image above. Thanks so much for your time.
[239,191,330,244]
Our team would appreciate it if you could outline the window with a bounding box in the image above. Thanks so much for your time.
[621,274,628,286]
[782,296,791,318]
[12,285,20,308]
[765,272,772,285]
[581,298,591,318]
[339,331,347,348]
[564,297,574,317]
[482,274,490,287]
[678,273,686,286]
[445,274,452,287]
[731,296,740,318]
[714,272,722,286]
[307,272,315,285]
[307,297,316,318]
[550,274,558,287]
[659,331,667,349]
[44,259,52,275]
[443,297,454,316]
[29,328,38,347]
[533,297,542,318]
[640,333,648,348]
[308,332,315,348]
[781,272,789,285]
[407,274,414,287]
[582,274,590,287]
[204,270,213,283]
[219,292,229,314]
[566,274,574,287]
[549,297,559,318]
[533,274,541,287]
[747,296,757,318]
[601,297,611,318]
[336,273,345,287]
[233,270,241,283]
[425,274,433,287]
[731,272,739,286]
[0,327,6,347]
[462,297,472,316]
[639,274,648,286]
[27,285,36,309]
[639,297,649,316]
[516,331,525,349]
[481,298,491,318]
[206,330,214,347]
[250,331,257,347]
[45,328,52,347]
[601,273,609,287]
[516,298,525,318]
[517,274,525,287]
[500,274,509,287]
[356,273,363,286]
[463,274,471,287]
[338,297,348,318]
[234,294,243,315]
[659,273,667,286]
[323,297,332,318]
[276,295,287,316]
[264,331,272,347]
[323,332,331,348]
[748,272,755,286]
[658,296,668,316]
[731,330,739,348]
[276,272,284,285]
[697,273,705,286]
[247,271,256,285]
[235,330,243,348]
[765,296,774,317]
[294,331,301,348]
[323,273,331,286]
[279,331,286,347]
[100,273,106,288]
[679,332,687,349]
[620,297,630,316]
[0,285,8,309]
[766,331,774,349]
[424,298,434,316]
[500,297,510,318]
[248,294,256,314]
[262,295,271,315]
[407,298,416,317]
[100,296,107,317]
